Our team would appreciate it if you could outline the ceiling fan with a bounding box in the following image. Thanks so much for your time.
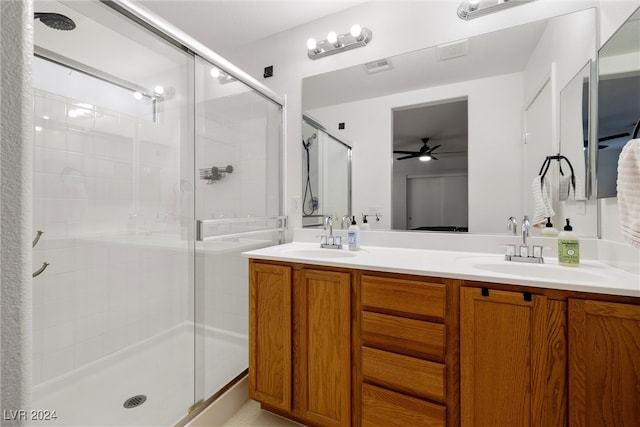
[394,137,463,161]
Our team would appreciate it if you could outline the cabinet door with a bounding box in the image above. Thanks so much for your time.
[569,299,640,426]
[460,287,548,427]
[249,262,292,411]
[297,269,351,427]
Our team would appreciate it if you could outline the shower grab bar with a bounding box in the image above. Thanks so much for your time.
[196,216,287,242]
[197,227,287,243]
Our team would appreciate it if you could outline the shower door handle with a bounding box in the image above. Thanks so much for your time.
[33,262,50,278]
[32,230,44,247]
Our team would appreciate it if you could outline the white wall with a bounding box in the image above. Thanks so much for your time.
[308,72,523,233]
[219,0,598,233]
[0,0,34,416]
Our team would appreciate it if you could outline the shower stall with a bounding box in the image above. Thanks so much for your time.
[30,1,284,425]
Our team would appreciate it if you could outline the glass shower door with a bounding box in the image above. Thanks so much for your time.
[193,56,284,403]
[32,1,195,425]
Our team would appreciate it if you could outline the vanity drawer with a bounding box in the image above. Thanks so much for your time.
[362,311,446,361]
[362,346,445,403]
[362,383,446,427]
[361,274,446,320]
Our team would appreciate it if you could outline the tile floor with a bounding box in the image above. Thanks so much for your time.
[222,400,302,426]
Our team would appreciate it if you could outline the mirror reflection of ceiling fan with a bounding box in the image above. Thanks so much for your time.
[393,137,465,161]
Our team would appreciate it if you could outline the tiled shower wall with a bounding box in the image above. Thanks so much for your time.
[32,90,189,385]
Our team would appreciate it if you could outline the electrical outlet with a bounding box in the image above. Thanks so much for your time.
[338,122,345,130]
[292,197,301,212]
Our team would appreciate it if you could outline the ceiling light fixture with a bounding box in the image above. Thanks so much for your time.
[457,0,536,20]
[307,25,372,60]
[419,155,432,162]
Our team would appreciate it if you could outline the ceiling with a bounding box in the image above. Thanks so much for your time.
[139,1,367,56]
[393,100,468,156]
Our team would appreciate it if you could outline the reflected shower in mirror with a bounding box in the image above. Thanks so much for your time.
[302,115,352,227]
[596,7,640,198]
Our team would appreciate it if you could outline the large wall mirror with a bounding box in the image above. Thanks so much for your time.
[596,6,640,198]
[303,8,598,236]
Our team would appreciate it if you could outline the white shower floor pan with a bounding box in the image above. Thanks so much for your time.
[29,323,247,427]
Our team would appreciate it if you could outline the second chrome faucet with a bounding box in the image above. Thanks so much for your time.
[505,216,543,263]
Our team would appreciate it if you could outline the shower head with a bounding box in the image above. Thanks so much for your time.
[34,13,76,31]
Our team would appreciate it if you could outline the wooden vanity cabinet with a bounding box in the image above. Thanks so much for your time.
[459,286,567,427]
[568,299,640,426]
[249,260,352,427]
[359,273,460,427]
[249,261,292,411]
[249,257,640,427]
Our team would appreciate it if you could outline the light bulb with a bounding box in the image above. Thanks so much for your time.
[419,155,431,162]
[133,91,143,100]
[154,85,164,95]
[468,0,480,11]
[350,24,362,38]
[306,38,317,50]
[210,68,221,78]
[35,126,43,132]
[327,31,338,44]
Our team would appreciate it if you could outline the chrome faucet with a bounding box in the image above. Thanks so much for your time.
[341,215,351,230]
[320,216,342,249]
[521,216,531,248]
[324,215,333,236]
[504,215,543,263]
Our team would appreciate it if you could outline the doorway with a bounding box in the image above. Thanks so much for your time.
[392,98,469,231]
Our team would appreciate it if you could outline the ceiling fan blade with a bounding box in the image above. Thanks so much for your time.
[435,150,466,155]
[393,150,418,154]
[397,154,416,160]
[430,155,439,160]
[598,132,630,142]
[428,144,442,152]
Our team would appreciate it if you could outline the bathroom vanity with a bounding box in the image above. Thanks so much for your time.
[245,242,640,427]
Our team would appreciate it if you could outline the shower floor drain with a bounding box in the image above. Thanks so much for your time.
[123,395,147,409]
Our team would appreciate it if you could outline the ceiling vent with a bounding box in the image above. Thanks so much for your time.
[437,39,469,61]
[363,58,393,74]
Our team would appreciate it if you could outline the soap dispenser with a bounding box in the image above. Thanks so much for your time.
[558,218,579,266]
[360,214,370,230]
[348,216,360,251]
[541,217,558,237]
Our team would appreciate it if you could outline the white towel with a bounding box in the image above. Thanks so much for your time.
[532,175,555,226]
[617,138,640,248]
[559,175,585,200]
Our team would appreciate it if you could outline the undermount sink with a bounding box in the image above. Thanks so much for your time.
[457,256,607,283]
[281,248,359,259]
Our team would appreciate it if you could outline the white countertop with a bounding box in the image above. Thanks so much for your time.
[243,242,640,298]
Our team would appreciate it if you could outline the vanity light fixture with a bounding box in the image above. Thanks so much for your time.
[307,24,372,60]
[457,0,536,20]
